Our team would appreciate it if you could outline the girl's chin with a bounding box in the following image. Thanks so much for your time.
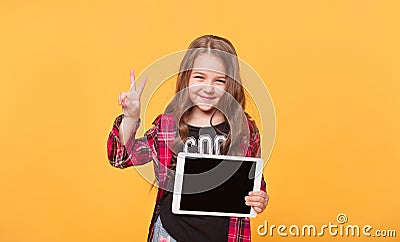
[194,104,216,113]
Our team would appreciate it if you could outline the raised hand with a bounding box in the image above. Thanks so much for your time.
[118,69,147,120]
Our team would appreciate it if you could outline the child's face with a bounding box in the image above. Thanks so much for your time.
[188,53,227,112]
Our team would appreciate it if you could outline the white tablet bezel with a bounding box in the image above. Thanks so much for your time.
[172,152,264,218]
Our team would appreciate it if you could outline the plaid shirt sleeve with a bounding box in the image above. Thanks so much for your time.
[107,114,158,169]
[227,116,267,242]
[247,116,267,192]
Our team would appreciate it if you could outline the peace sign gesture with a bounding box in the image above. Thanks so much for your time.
[118,70,147,121]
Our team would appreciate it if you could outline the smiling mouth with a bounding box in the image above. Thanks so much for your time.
[199,95,216,101]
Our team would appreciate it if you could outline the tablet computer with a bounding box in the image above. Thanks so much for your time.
[172,152,264,218]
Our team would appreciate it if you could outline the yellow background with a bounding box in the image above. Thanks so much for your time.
[1,0,399,241]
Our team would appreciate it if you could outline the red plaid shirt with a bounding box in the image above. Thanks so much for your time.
[107,113,267,242]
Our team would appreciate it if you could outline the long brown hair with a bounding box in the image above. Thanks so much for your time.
[164,35,249,157]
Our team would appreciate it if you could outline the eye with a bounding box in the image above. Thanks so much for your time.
[216,79,226,84]
[193,75,205,80]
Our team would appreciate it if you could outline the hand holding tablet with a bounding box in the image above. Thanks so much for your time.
[245,190,269,214]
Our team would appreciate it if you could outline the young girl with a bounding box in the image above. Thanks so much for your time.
[107,35,269,242]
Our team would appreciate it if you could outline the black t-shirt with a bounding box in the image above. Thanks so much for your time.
[159,122,230,242]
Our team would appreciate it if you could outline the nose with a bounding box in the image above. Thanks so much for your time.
[202,83,214,93]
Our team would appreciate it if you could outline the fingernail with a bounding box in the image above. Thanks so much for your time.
[244,196,248,201]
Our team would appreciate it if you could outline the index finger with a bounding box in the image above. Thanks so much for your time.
[129,69,135,92]
[249,191,268,198]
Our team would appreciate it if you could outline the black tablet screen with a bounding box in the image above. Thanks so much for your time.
[179,156,256,214]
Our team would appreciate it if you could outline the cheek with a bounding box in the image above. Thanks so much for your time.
[188,84,202,94]
[214,86,226,96]
[187,86,199,102]
[188,77,198,88]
